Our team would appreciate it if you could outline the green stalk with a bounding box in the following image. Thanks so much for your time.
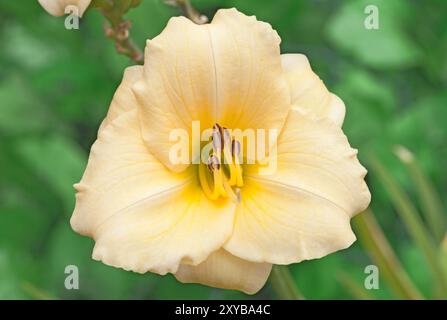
[337,271,375,300]
[92,0,144,63]
[269,265,303,300]
[22,282,58,300]
[394,146,447,243]
[353,209,423,299]
[164,0,208,24]
[369,155,447,296]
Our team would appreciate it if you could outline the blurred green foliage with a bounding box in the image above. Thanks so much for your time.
[0,0,446,299]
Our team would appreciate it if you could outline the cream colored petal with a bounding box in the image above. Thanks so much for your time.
[38,0,91,17]
[224,179,356,265]
[175,249,272,295]
[258,108,371,217]
[225,109,371,264]
[134,8,290,172]
[208,9,290,131]
[71,65,169,235]
[71,110,188,236]
[99,65,143,132]
[71,108,236,274]
[92,178,236,275]
[281,53,345,126]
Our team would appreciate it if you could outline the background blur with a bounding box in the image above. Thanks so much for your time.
[0,0,446,299]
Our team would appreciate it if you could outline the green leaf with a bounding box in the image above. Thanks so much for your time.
[45,222,145,299]
[15,135,86,213]
[0,202,48,251]
[334,69,395,146]
[0,77,51,135]
[326,0,421,69]
[0,251,25,299]
[290,253,353,299]
[390,93,447,182]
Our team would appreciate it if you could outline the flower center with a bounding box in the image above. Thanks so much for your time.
[198,123,244,202]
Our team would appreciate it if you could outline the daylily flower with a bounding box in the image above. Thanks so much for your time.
[38,0,91,17]
[71,8,371,294]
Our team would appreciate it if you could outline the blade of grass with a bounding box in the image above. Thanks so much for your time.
[353,209,423,299]
[394,145,447,243]
[269,265,303,300]
[337,271,375,300]
[442,235,447,268]
[369,155,447,296]
[22,282,58,300]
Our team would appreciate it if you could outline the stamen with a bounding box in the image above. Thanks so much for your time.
[222,178,240,203]
[225,139,244,187]
[207,155,220,171]
[233,161,244,187]
[212,124,226,150]
[212,127,222,152]
[200,124,245,201]
[199,162,227,200]
[232,140,241,157]
[222,126,231,147]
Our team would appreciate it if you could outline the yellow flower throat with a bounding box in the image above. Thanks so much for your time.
[198,124,244,202]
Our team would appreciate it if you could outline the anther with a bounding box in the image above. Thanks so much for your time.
[212,124,224,149]
[222,126,231,146]
[231,140,241,157]
[212,123,232,151]
[207,155,220,171]
[212,128,222,151]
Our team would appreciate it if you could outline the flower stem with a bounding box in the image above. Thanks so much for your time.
[93,0,144,64]
[164,0,208,24]
[269,265,303,300]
